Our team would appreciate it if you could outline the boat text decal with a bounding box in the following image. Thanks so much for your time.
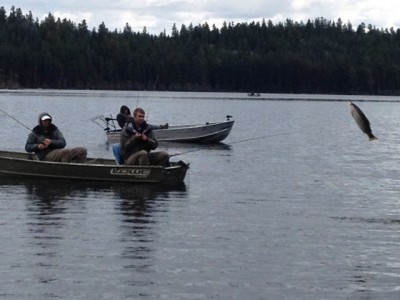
[110,168,151,178]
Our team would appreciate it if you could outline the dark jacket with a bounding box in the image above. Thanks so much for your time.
[120,120,158,161]
[24,112,66,160]
[116,105,133,128]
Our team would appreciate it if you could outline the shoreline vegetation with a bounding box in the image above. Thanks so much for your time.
[1,6,400,95]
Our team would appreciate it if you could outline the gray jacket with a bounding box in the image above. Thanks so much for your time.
[120,120,158,161]
[25,112,66,160]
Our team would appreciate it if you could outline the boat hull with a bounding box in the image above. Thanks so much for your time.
[0,151,189,184]
[106,120,234,144]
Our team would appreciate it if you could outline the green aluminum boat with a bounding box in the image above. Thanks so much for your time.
[0,150,189,185]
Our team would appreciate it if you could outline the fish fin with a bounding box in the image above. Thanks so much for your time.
[368,135,378,141]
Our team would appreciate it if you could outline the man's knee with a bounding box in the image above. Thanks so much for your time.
[126,150,149,165]
[71,147,87,162]
[149,151,169,166]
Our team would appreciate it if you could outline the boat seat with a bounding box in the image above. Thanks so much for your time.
[112,143,124,165]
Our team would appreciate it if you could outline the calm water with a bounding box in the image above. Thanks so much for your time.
[1,90,400,299]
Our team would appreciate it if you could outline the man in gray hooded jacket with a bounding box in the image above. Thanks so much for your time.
[25,112,87,162]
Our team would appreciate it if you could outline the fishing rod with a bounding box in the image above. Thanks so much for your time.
[169,130,303,157]
[0,108,44,142]
[146,74,160,121]
[0,108,35,132]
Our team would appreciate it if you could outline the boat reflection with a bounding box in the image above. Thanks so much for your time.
[1,178,188,274]
[1,178,187,223]
[1,178,186,203]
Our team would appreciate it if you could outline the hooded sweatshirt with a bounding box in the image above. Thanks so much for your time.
[25,112,67,160]
[117,105,133,128]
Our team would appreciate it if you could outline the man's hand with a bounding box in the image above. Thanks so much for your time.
[38,138,51,150]
[43,138,51,146]
[135,133,148,141]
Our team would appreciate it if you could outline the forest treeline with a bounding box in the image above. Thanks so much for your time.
[1,6,400,94]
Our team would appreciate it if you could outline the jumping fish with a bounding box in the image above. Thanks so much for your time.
[349,101,377,141]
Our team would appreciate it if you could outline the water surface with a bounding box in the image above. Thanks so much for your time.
[0,90,400,299]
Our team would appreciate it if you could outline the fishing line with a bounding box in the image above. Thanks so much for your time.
[0,108,34,132]
[169,129,305,157]
[0,108,45,142]
[146,74,160,122]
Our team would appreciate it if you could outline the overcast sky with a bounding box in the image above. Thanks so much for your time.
[3,1,400,35]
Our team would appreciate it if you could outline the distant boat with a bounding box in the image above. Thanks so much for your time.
[0,150,189,185]
[247,92,260,97]
[91,115,234,144]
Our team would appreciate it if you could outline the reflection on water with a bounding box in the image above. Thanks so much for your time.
[332,216,400,225]
[107,183,186,278]
[115,182,187,264]
[0,178,188,298]
[4,92,400,299]
[1,178,187,201]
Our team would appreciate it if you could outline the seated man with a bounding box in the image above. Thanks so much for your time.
[116,105,133,128]
[120,107,169,166]
[25,112,87,163]
[117,104,168,129]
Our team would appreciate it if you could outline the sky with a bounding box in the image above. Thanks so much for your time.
[2,0,400,35]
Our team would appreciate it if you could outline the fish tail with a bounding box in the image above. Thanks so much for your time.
[368,135,378,141]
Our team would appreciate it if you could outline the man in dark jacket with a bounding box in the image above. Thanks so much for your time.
[120,107,169,166]
[25,112,87,162]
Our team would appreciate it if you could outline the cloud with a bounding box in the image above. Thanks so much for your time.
[2,0,400,34]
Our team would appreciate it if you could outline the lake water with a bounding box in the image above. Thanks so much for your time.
[0,90,400,299]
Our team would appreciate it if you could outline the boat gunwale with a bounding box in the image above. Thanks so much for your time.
[105,119,234,134]
[105,119,234,144]
[154,127,232,142]
[0,151,182,170]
